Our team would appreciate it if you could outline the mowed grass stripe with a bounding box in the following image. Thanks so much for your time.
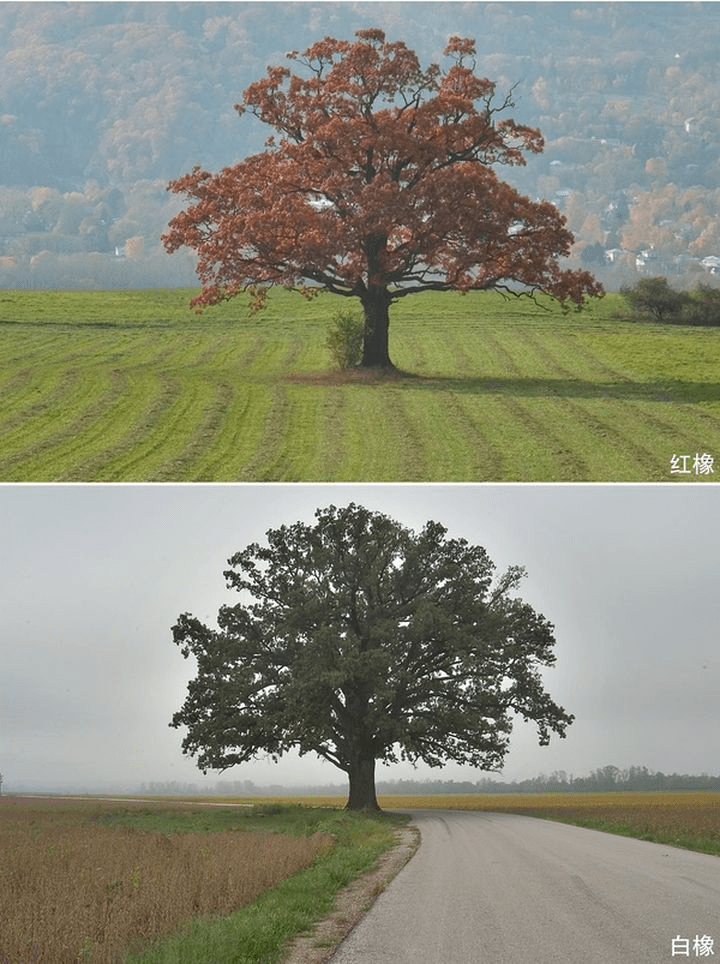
[94,328,296,482]
[170,382,274,482]
[3,370,167,481]
[292,377,476,481]
[0,366,137,478]
[484,329,664,479]
[420,327,591,479]
[156,326,326,481]
[78,345,288,482]
[66,373,218,482]
[519,324,720,471]
[517,326,720,477]
[392,325,521,478]
[102,331,276,481]
[0,363,78,437]
[196,337,318,481]
[0,323,284,480]
[0,329,192,480]
[2,289,720,481]
[395,316,719,480]
[388,386,490,479]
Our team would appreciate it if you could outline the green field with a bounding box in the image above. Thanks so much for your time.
[1,287,719,481]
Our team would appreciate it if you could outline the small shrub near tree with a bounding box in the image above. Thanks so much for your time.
[326,307,365,369]
[621,276,720,326]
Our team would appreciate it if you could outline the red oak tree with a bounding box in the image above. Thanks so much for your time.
[163,29,602,368]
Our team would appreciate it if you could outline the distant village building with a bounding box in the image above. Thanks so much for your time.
[700,255,720,274]
[635,249,659,272]
[673,254,701,270]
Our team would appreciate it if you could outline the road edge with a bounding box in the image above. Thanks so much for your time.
[280,823,421,964]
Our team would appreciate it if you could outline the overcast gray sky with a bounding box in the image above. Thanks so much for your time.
[2,483,718,793]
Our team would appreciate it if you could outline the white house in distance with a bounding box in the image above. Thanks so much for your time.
[700,256,720,274]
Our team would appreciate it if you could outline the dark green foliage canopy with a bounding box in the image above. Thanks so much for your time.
[171,504,573,808]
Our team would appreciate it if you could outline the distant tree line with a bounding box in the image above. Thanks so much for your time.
[378,765,720,794]
[139,779,260,796]
[138,766,720,797]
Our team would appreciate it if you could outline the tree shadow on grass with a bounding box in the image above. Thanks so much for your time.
[283,369,720,405]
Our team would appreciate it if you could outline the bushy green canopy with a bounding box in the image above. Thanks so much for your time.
[171,504,573,794]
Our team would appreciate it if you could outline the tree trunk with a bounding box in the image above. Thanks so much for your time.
[358,228,393,369]
[345,753,381,812]
[360,284,394,369]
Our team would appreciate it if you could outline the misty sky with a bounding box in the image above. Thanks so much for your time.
[1,483,718,792]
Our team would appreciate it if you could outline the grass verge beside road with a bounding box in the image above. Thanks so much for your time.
[124,803,405,964]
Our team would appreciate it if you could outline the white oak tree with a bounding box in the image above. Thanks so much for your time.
[171,503,574,811]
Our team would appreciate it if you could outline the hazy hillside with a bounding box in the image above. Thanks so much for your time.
[1,1,719,290]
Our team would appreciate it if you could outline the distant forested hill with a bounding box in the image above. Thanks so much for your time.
[1,2,719,290]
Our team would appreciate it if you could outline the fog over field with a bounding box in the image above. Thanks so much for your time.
[1,484,717,793]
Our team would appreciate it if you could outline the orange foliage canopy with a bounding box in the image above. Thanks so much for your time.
[163,29,602,367]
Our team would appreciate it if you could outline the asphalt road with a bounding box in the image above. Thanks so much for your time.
[329,809,720,964]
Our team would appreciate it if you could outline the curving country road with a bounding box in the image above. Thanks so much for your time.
[329,810,720,964]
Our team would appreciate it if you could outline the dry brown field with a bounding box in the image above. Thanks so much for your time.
[0,796,330,964]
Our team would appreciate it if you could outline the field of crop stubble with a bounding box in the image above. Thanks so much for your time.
[1,288,719,481]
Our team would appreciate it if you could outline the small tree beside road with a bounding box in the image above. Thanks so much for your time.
[170,503,574,811]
